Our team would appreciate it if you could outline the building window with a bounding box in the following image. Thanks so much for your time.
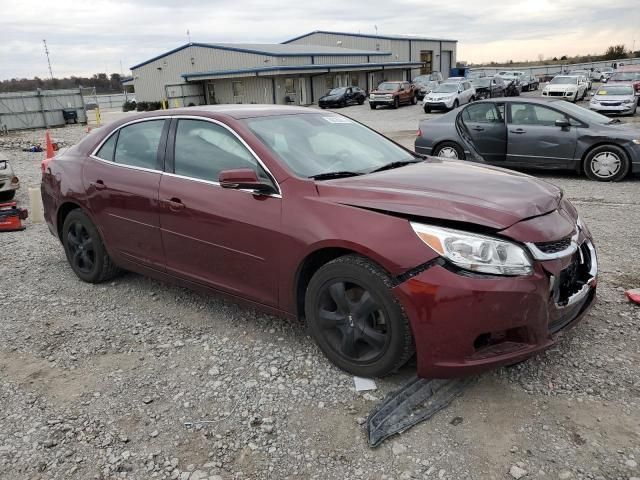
[325,76,334,90]
[232,81,244,97]
[420,50,433,75]
[351,74,359,86]
[284,78,295,94]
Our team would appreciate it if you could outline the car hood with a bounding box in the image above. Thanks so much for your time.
[593,94,635,101]
[319,94,341,101]
[315,159,562,230]
[546,84,577,91]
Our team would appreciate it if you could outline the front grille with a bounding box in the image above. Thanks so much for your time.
[554,242,593,306]
[534,236,572,254]
[548,91,565,96]
[601,102,621,106]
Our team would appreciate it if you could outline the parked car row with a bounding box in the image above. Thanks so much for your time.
[0,157,20,201]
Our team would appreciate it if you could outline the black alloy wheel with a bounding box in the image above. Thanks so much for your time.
[62,209,121,283]
[305,255,414,377]
[393,97,400,109]
[66,221,95,274]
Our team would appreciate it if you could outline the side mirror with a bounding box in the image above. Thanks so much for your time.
[555,118,571,128]
[219,168,275,194]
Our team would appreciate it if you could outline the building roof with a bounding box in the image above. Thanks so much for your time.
[283,30,458,44]
[182,61,424,80]
[130,42,391,70]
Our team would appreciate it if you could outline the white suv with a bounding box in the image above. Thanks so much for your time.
[423,81,476,112]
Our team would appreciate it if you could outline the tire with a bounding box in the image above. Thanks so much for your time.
[369,103,377,110]
[411,95,418,105]
[450,99,459,110]
[62,209,121,283]
[0,190,16,201]
[339,100,346,108]
[305,255,415,377]
[320,106,327,109]
[470,96,476,103]
[358,97,365,105]
[433,141,465,160]
[583,144,630,182]
[392,97,400,109]
[424,105,431,113]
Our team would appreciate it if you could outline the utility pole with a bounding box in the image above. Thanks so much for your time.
[43,39,53,80]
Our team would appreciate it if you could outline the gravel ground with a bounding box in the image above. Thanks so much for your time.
[1,92,640,480]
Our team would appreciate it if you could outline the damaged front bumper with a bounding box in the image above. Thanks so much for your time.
[393,236,597,379]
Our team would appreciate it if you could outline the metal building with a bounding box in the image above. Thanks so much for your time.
[128,31,457,106]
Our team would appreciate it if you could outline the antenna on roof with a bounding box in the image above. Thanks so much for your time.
[374,25,378,35]
[187,29,191,43]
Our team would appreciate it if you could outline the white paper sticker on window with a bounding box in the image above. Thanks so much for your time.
[323,116,353,124]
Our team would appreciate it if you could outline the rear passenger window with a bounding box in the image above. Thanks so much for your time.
[114,120,165,169]
[95,133,117,161]
[174,119,259,182]
[463,103,502,123]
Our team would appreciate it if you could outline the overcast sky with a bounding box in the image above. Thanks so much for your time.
[1,0,638,80]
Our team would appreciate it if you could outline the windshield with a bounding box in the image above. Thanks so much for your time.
[470,78,491,87]
[376,82,399,91]
[570,71,588,75]
[243,114,415,178]
[550,76,577,84]
[434,83,459,93]
[413,76,430,84]
[595,85,634,95]
[557,102,614,125]
[328,88,346,95]
[610,72,640,81]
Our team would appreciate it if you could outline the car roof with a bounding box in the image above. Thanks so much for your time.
[473,97,563,104]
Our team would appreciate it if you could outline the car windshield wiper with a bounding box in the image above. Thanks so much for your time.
[309,171,364,180]
[368,158,424,174]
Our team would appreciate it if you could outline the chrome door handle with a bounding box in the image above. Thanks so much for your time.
[167,198,185,212]
[91,180,106,190]
[509,128,526,134]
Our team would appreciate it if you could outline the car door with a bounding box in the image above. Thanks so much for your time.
[460,102,507,163]
[344,87,354,104]
[83,118,168,269]
[506,102,577,168]
[158,117,282,307]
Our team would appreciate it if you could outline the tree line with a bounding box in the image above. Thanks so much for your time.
[0,73,127,94]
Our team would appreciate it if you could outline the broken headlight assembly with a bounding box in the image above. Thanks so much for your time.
[410,222,533,276]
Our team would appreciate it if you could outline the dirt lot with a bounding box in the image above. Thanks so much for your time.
[1,91,639,480]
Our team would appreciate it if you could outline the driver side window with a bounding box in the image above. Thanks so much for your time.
[173,119,262,183]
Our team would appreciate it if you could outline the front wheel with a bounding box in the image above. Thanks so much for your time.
[423,105,431,113]
[358,97,365,105]
[305,255,415,377]
[392,97,400,109]
[450,99,459,110]
[62,209,121,283]
[583,144,630,182]
[369,103,377,110]
[411,95,418,105]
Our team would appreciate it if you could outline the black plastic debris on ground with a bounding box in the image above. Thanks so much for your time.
[367,376,475,447]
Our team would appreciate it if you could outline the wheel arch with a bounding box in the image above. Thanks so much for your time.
[293,246,393,321]
[56,201,83,242]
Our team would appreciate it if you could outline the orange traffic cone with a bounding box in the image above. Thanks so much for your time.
[45,131,55,158]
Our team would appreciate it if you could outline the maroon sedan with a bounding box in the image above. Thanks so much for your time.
[41,106,597,378]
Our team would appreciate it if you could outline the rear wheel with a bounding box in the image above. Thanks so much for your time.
[583,144,630,182]
[433,141,465,159]
[62,209,121,283]
[305,255,414,377]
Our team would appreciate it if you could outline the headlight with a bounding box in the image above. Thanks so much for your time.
[623,99,632,104]
[632,139,640,144]
[410,223,533,276]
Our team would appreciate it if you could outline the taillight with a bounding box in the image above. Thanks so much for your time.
[41,157,53,174]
